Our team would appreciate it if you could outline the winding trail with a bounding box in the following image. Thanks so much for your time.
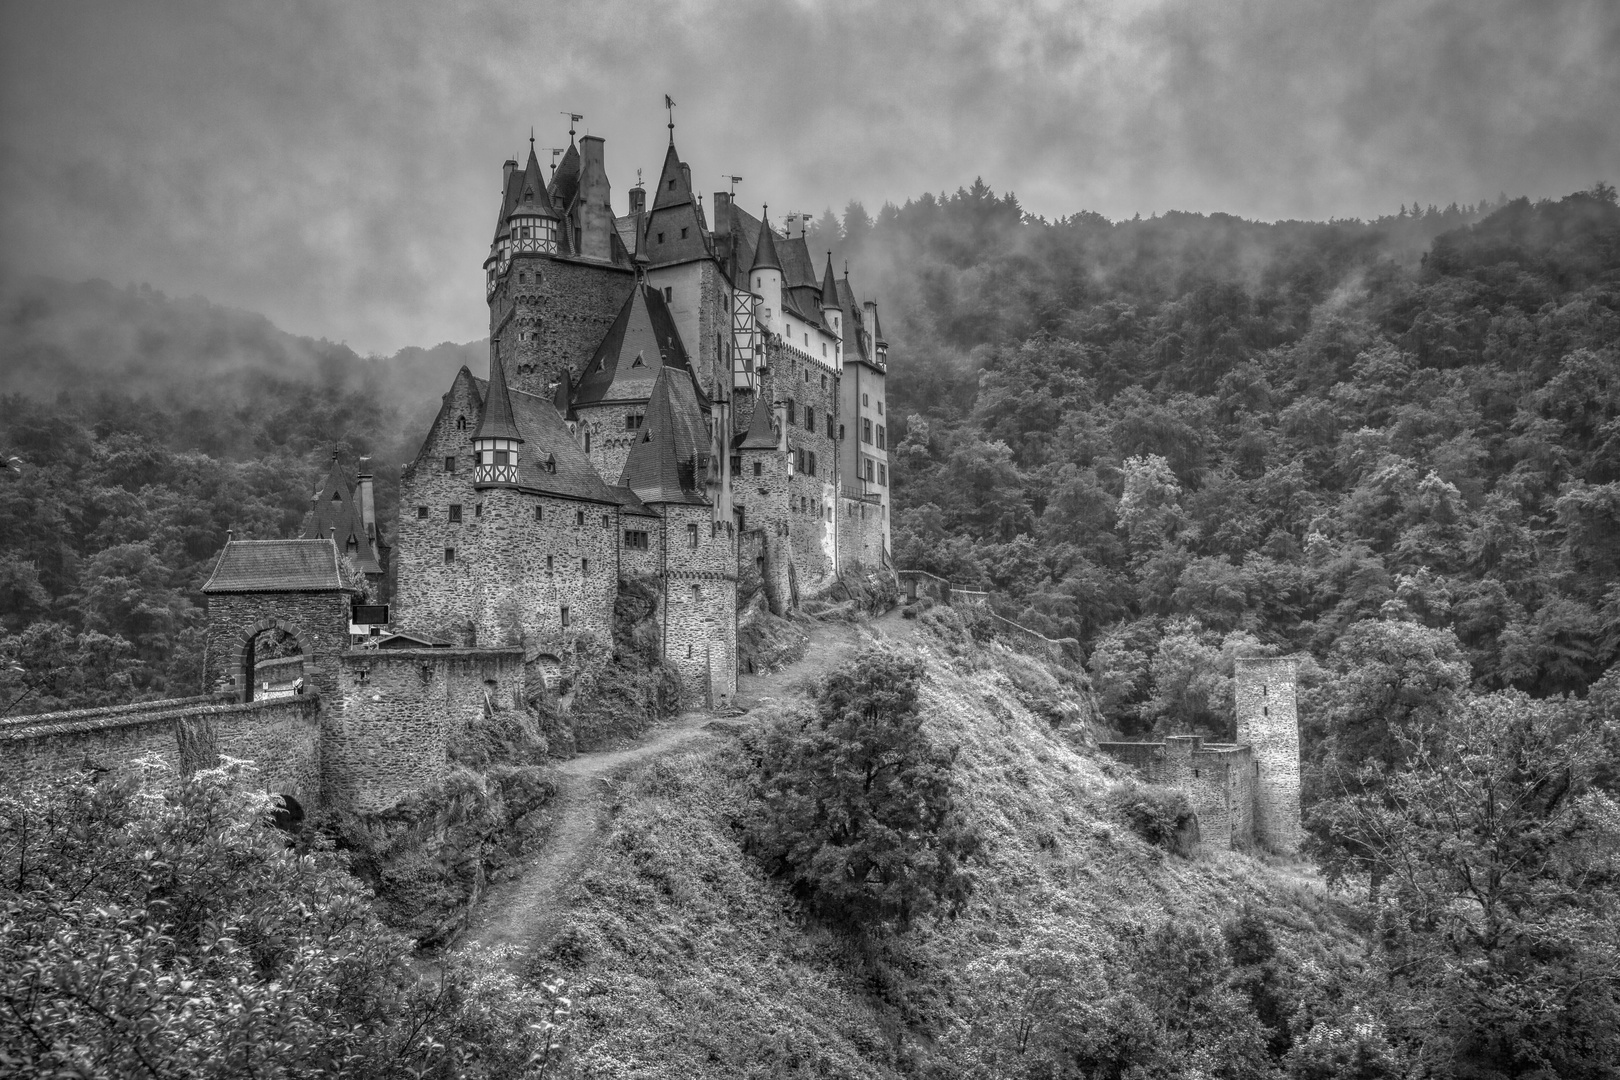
[456,617,865,963]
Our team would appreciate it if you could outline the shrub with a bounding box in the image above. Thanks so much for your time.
[1108,779,1198,853]
[746,648,982,933]
[0,760,576,1077]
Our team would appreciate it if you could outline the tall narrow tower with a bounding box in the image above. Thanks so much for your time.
[1234,656,1302,853]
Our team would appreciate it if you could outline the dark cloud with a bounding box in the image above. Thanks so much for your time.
[2,0,1615,354]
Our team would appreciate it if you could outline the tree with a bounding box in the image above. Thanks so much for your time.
[746,649,981,933]
[1312,692,1620,1077]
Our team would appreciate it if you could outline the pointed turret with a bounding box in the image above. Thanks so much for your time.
[651,142,690,211]
[819,252,839,310]
[738,392,780,450]
[750,212,782,273]
[474,352,523,443]
[620,368,709,505]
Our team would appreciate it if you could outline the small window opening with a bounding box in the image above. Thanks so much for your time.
[444,455,456,473]
[534,505,544,521]
[444,547,455,564]
[575,510,585,526]
[560,605,570,627]
[448,504,462,523]
[416,506,428,519]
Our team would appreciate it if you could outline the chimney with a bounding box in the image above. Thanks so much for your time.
[786,213,803,240]
[629,182,646,216]
[357,456,377,541]
[578,135,612,263]
[502,157,518,187]
[680,161,692,195]
[225,528,234,544]
[713,191,731,236]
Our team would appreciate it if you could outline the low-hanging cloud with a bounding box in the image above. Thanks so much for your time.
[1,0,1614,355]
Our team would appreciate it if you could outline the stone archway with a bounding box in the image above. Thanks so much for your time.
[238,619,305,703]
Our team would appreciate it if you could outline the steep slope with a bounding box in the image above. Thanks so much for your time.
[494,608,1359,1077]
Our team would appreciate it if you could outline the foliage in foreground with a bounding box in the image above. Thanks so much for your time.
[0,761,574,1078]
[746,648,982,933]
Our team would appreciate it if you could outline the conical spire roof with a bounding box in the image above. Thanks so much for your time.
[738,393,780,450]
[474,354,524,442]
[751,212,782,273]
[820,252,839,309]
[651,141,690,211]
[619,368,709,505]
[549,140,581,209]
[514,145,559,219]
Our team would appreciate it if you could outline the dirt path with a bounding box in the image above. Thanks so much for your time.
[456,616,869,964]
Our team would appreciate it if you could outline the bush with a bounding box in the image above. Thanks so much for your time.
[746,648,982,933]
[0,760,576,1077]
[1108,779,1198,853]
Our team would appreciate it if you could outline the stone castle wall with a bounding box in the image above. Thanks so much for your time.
[1235,656,1302,853]
[1,695,321,809]
[838,493,888,572]
[326,647,524,811]
[1098,736,1255,849]
[658,503,738,708]
[204,591,353,699]
[395,370,485,641]
[493,254,635,399]
[767,339,840,592]
[574,403,638,486]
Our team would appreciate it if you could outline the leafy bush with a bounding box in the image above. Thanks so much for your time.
[1108,779,1198,853]
[0,760,576,1077]
[746,648,982,933]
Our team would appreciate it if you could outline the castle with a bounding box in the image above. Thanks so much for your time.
[389,119,895,708]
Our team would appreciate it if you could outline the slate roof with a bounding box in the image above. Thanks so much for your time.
[836,277,882,369]
[781,233,817,289]
[549,141,581,214]
[620,368,711,505]
[751,215,783,272]
[609,483,661,519]
[571,283,693,406]
[644,141,712,266]
[736,392,781,450]
[473,355,523,442]
[300,455,382,574]
[820,254,840,310]
[203,539,348,594]
[468,377,621,504]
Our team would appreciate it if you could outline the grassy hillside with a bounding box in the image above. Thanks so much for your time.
[521,610,1363,1078]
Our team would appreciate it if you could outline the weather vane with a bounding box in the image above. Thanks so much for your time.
[664,94,676,140]
[723,174,743,195]
[560,111,582,139]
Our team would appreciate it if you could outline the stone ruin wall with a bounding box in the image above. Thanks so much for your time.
[1235,656,1302,853]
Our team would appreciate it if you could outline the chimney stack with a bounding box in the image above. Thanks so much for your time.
[502,157,518,187]
[357,456,377,541]
[629,182,645,216]
[578,135,613,263]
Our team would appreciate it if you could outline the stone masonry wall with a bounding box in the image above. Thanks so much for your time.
[492,254,635,399]
[471,489,620,663]
[838,494,888,573]
[767,338,840,592]
[327,647,524,811]
[659,503,738,708]
[1097,736,1255,849]
[1,696,321,809]
[1235,656,1302,853]
[574,403,639,485]
[396,369,484,641]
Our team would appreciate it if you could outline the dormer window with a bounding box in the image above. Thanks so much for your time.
[680,227,688,239]
[668,178,676,191]
[473,437,520,485]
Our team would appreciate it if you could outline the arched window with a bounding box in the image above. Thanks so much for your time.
[456,416,468,431]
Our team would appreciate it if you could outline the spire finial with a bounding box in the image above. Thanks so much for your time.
[529,127,535,150]
[560,111,582,141]
[664,94,676,142]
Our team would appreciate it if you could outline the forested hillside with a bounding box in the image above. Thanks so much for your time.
[0,275,480,712]
[806,184,1620,737]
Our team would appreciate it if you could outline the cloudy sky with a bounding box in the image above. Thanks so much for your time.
[2,0,1616,355]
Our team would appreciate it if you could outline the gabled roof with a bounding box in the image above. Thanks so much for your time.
[736,393,780,450]
[473,356,523,442]
[751,215,783,273]
[620,368,710,505]
[571,283,693,406]
[836,277,879,368]
[301,455,382,574]
[203,539,349,594]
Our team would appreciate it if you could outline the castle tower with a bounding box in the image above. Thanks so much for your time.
[1234,656,1302,854]
[749,211,783,337]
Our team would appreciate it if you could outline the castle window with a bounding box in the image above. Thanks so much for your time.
[625,413,644,430]
[519,272,527,283]
[575,510,585,526]
[444,547,455,564]
[805,406,814,431]
[546,554,554,572]
[753,461,762,477]
[879,464,887,486]
[877,400,883,415]
[657,232,665,243]
[691,584,701,599]
[668,178,676,191]
[457,416,468,430]
[730,454,741,474]
[581,557,589,573]
[561,605,570,627]
[583,432,590,453]
[756,277,760,288]
[862,418,872,444]
[826,416,834,439]
[445,455,456,473]
[687,523,699,547]
[417,506,428,519]
[803,369,809,384]
[786,401,796,424]
[624,529,649,550]
[865,459,875,482]
[839,424,845,440]
[474,503,483,517]
[494,449,510,466]
[680,227,689,239]
[534,506,544,521]
[448,504,462,523]
[821,374,827,389]
[663,286,673,302]
[822,343,827,356]
[603,515,611,529]
[876,425,885,449]
[807,451,817,476]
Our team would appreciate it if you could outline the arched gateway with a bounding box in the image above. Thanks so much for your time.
[201,539,354,701]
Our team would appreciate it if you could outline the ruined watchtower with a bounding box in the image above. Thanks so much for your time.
[1234,656,1301,853]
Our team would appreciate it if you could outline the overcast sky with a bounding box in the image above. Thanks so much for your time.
[2,0,1616,355]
